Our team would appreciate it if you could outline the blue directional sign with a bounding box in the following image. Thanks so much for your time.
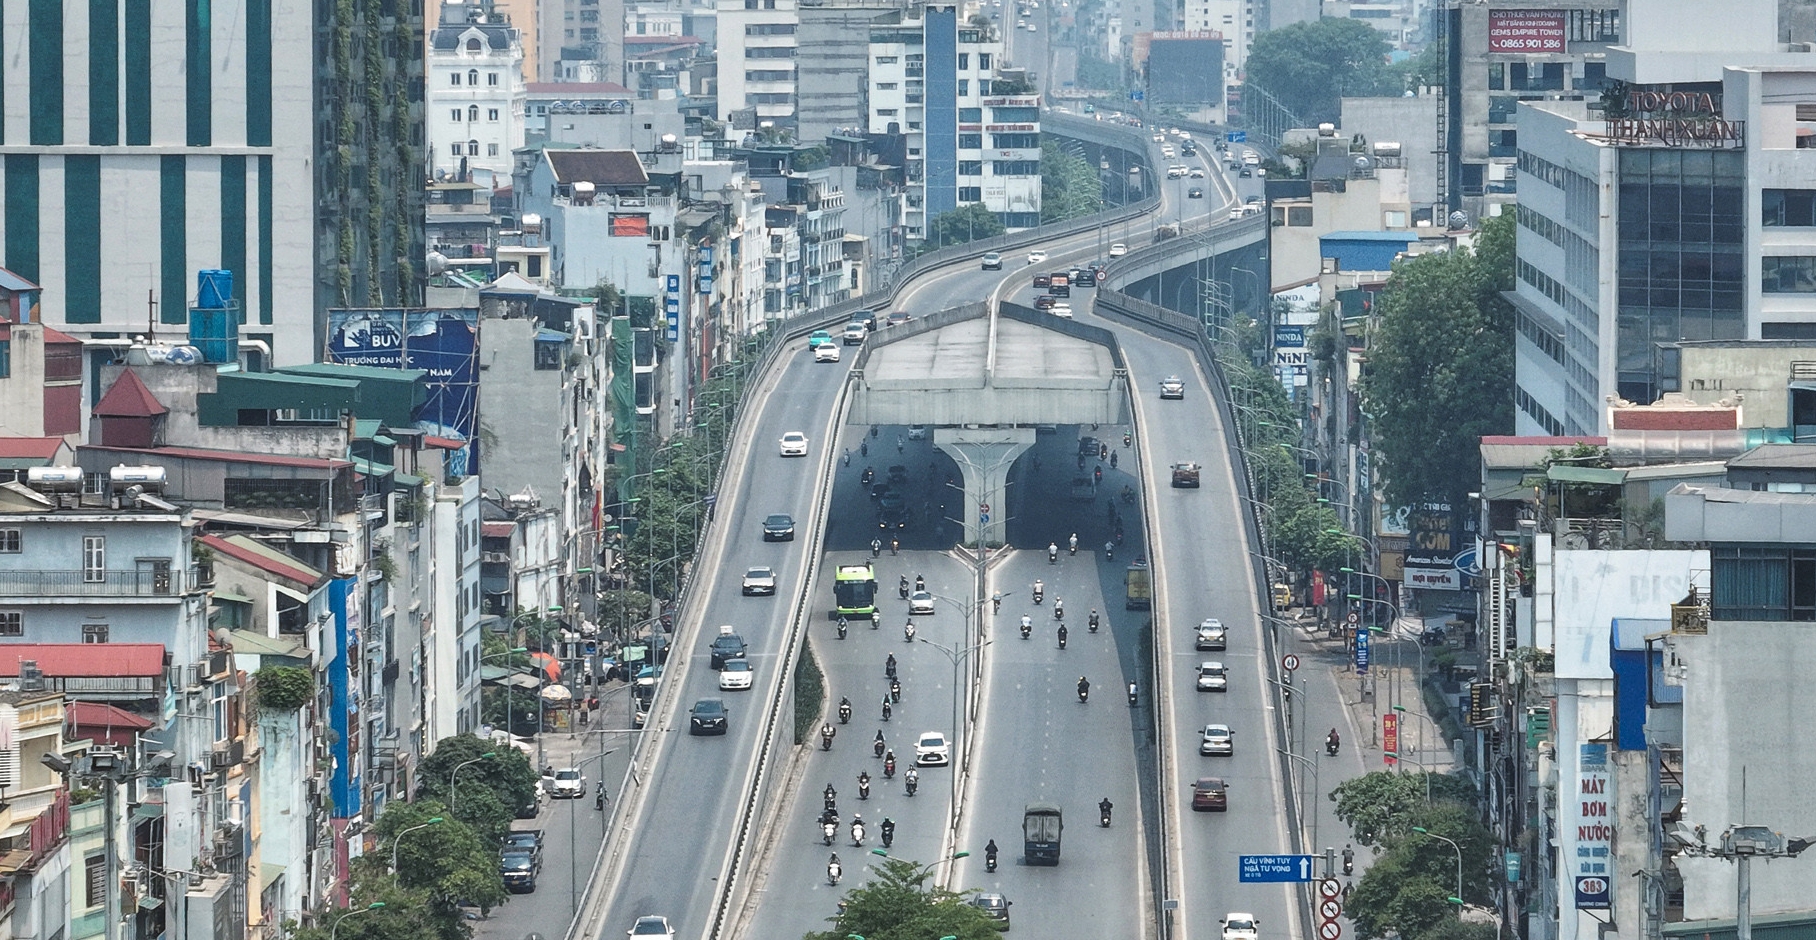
[1355,624,1371,674]
[1239,854,1316,883]
[1227,131,1248,143]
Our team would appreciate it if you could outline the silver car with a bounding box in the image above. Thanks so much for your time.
[741,566,777,596]
[909,590,936,616]
[1199,723,1234,755]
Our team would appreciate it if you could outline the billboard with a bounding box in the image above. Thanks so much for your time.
[1487,10,1566,53]
[1551,550,1705,679]
[326,308,481,478]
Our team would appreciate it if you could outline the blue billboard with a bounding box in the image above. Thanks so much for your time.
[327,308,481,477]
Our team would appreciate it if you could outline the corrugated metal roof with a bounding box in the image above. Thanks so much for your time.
[0,644,165,678]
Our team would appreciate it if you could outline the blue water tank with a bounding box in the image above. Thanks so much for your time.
[189,306,242,364]
[196,270,234,310]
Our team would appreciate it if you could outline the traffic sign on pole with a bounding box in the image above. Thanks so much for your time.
[1355,624,1370,674]
[1238,855,1316,883]
[1320,900,1342,920]
[1319,878,1342,899]
[1282,654,1301,672]
[1318,922,1342,940]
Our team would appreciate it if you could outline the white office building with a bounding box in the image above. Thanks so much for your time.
[717,0,801,126]
[1182,0,1252,78]
[428,2,528,178]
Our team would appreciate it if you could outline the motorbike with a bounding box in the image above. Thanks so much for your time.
[904,621,917,642]
[1069,535,1078,555]
[880,820,896,848]
[882,698,892,721]
[861,467,875,485]
[823,785,837,811]
[1089,610,1100,633]
[820,725,836,751]
[1100,800,1114,827]
[873,734,886,759]
[1077,678,1090,703]
[886,654,898,679]
[1326,734,1340,757]
[915,575,926,593]
[869,540,881,558]
[823,821,838,845]
[852,820,866,846]
[828,855,842,885]
[1020,617,1032,640]
[898,577,910,599]
[1120,486,1135,504]
[1342,846,1355,876]
[985,846,999,872]
[890,678,901,703]
[1048,544,1059,564]
[857,772,871,800]
[1032,582,1044,605]
[1123,431,1132,447]
[992,593,1003,614]
[1127,683,1139,706]
[595,783,607,811]
[905,769,919,797]
[1057,625,1068,650]
[1054,600,1065,620]
[1105,542,1115,561]
[838,699,852,724]
[836,617,849,640]
[883,754,897,779]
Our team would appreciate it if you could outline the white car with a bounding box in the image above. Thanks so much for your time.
[914,731,951,766]
[1229,208,1245,220]
[718,659,754,691]
[1222,913,1259,940]
[1190,167,1206,178]
[909,590,936,616]
[1028,249,1048,264]
[1196,661,1228,692]
[1049,302,1073,318]
[550,767,585,798]
[814,344,841,363]
[741,566,777,595]
[779,431,809,457]
[629,916,677,938]
[1108,243,1128,257]
[907,424,928,440]
[1200,723,1234,756]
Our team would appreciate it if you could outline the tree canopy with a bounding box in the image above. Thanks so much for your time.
[1328,772,1495,940]
[805,856,1002,940]
[1358,213,1516,510]
[1041,139,1101,223]
[925,203,1007,249]
[1243,18,1397,124]
[414,734,541,844]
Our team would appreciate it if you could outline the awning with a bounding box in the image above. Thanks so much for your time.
[351,458,395,477]
[259,863,286,892]
[131,803,166,822]
[138,896,163,911]
[1547,465,1626,485]
[210,590,255,605]
[394,471,424,487]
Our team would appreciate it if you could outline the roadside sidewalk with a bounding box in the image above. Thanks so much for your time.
[1291,613,1457,775]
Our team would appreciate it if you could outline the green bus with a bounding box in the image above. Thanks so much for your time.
[834,563,878,617]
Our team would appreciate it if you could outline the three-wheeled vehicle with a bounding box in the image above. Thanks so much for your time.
[1023,802,1063,865]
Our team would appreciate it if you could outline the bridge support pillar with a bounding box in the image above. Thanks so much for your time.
[933,427,1036,547]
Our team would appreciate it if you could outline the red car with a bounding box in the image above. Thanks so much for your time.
[1192,777,1228,812]
[886,311,913,327]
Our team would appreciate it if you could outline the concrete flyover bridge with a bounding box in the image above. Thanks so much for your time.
[847,303,1131,545]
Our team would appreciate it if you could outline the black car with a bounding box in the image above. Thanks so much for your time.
[972,893,1012,930]
[709,629,747,669]
[1078,436,1101,457]
[690,698,729,735]
[500,851,539,892]
[763,513,795,541]
[851,310,879,330]
[502,830,544,866]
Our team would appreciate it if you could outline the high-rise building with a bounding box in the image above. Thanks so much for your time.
[1182,0,1250,79]
[1509,0,1816,435]
[718,0,802,127]
[428,2,528,179]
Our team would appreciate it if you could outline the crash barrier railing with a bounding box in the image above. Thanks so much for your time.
[1091,288,1317,940]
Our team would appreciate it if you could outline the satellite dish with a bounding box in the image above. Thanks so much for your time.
[1353,156,1372,170]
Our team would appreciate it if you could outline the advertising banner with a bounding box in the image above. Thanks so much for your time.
[1574,744,1613,908]
[1383,713,1398,767]
[327,308,481,477]
[1404,566,1462,591]
[1406,502,1458,567]
[1488,10,1566,53]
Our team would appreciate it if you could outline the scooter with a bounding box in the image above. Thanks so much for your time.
[1054,600,1065,621]
[1048,545,1059,564]
[985,848,999,872]
[1326,734,1340,757]
[905,769,919,797]
[873,735,886,759]
[1032,583,1045,605]
[1127,683,1139,706]
[1105,542,1115,562]
[1100,800,1114,827]
[851,820,866,846]
[882,698,892,721]
[595,783,607,811]
[883,754,897,779]
[890,678,901,703]
[838,700,852,724]
[1069,535,1078,555]
[904,621,917,642]
[1342,846,1355,876]
[1020,617,1032,640]
[857,772,871,800]
[886,655,897,679]
[823,821,838,845]
[1057,625,1068,650]
[820,725,836,751]
[1077,679,1090,703]
[881,820,896,848]
[898,578,910,600]
[828,856,842,885]
[861,467,875,486]
[1089,610,1100,633]
[836,617,849,640]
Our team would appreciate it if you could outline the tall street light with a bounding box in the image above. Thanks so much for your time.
[390,816,444,874]
[329,902,385,940]
[1410,826,1463,908]
[448,752,497,814]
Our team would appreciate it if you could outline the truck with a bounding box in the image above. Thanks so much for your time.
[1023,802,1064,865]
[1125,563,1152,611]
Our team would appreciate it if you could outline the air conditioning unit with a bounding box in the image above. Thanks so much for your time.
[210,745,233,771]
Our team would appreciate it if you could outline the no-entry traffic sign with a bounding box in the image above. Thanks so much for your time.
[1319,878,1342,899]
[1282,654,1301,672]
[1318,922,1342,940]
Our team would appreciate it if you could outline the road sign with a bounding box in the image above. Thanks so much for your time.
[979,513,990,524]
[1383,713,1399,767]
[1096,269,1107,283]
[1320,900,1342,920]
[1282,654,1301,672]
[1238,854,1316,883]
[1228,131,1248,143]
[980,503,991,514]
[1318,922,1342,940]
[1354,624,1370,674]
[1346,611,1360,625]
[1319,878,1342,899]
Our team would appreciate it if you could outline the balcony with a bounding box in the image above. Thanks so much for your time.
[0,567,197,599]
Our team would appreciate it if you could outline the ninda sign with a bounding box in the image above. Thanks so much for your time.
[1606,90,1745,148]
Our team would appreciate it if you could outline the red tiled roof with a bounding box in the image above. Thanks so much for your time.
[0,437,64,459]
[200,534,325,587]
[482,522,515,539]
[65,701,154,731]
[0,644,165,678]
[1611,409,1738,431]
[423,436,465,450]
[92,369,168,417]
[39,327,82,345]
[82,445,352,470]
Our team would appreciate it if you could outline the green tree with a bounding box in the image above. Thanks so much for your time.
[414,734,541,844]
[1358,234,1515,511]
[1041,139,1101,223]
[368,800,506,916]
[926,203,1007,248]
[1328,771,1479,847]
[1243,18,1395,124]
[805,856,1002,940]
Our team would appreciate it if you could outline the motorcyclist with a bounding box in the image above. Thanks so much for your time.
[882,696,892,721]
[886,653,897,678]
[1342,844,1355,875]
[915,574,926,592]
[992,591,1003,613]
[1127,681,1138,705]
[1099,797,1114,826]
[828,852,842,884]
[838,697,852,724]
[904,619,917,641]
[1057,623,1069,649]
[1105,541,1115,561]
[1048,542,1059,563]
[1068,532,1078,554]
[904,766,919,796]
[883,751,897,778]
[1327,728,1341,754]
[1089,609,1100,632]
[836,616,848,639]
[824,783,837,809]
[985,839,999,871]
[1032,579,1045,603]
[899,574,909,598]
[880,817,897,848]
[1077,676,1091,701]
[1054,598,1064,620]
[873,730,886,758]
[870,538,882,558]
[857,770,872,800]
[1020,615,1032,639]
[851,814,866,846]
[820,723,836,750]
[890,677,901,702]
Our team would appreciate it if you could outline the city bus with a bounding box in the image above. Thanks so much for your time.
[834,563,878,618]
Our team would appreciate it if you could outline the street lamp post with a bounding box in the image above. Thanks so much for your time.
[329,902,386,940]
[1277,747,1320,851]
[1411,826,1463,907]
[483,646,530,738]
[447,752,496,814]
[390,817,444,874]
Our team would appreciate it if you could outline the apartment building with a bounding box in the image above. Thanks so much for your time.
[429,2,529,179]
[717,0,802,126]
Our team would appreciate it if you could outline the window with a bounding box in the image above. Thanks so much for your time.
[1488,63,1505,91]
[992,106,1040,122]
[468,139,479,155]
[468,105,480,122]
[992,133,1039,148]
[958,134,982,149]
[958,160,982,176]
[534,340,565,370]
[451,143,462,156]
[488,143,499,156]
[958,80,968,96]
[85,854,105,908]
[958,54,969,69]
[1712,545,1816,621]
[876,55,898,64]
[81,623,109,643]
[959,108,982,122]
[958,186,982,201]
[488,72,499,86]
[487,108,499,122]
[451,108,463,122]
[877,108,898,117]
[876,82,898,91]
[1764,190,1816,227]
[0,612,19,637]
[1763,257,1816,293]
[468,69,479,86]
[0,529,17,553]
[745,23,795,34]
[0,340,9,378]
[449,73,461,87]
[82,536,105,582]
[465,37,482,52]
[978,53,991,69]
